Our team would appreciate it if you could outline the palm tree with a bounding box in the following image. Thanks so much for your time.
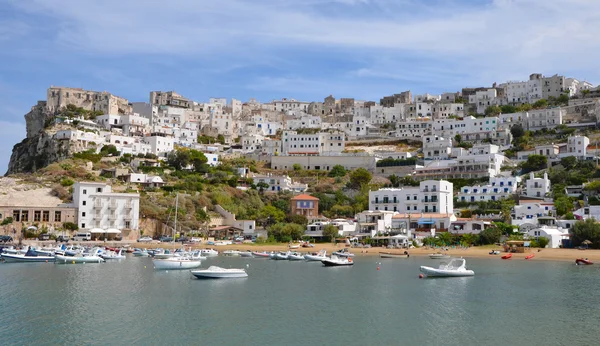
[437,232,452,246]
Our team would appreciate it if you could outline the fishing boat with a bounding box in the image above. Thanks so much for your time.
[274,251,290,260]
[200,249,219,257]
[153,257,201,270]
[576,258,593,265]
[332,249,355,258]
[288,252,305,261]
[304,250,327,261]
[429,253,450,259]
[191,266,248,279]
[380,251,409,259]
[419,258,474,277]
[1,248,55,263]
[223,250,241,257]
[321,255,354,267]
[501,253,512,260]
[239,251,253,258]
[525,254,535,260]
[251,251,271,258]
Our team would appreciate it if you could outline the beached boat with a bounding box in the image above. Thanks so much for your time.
[191,266,248,279]
[1,248,55,263]
[154,257,201,270]
[380,251,409,259]
[288,244,300,249]
[321,255,354,267]
[223,250,241,257]
[55,254,104,264]
[489,250,500,255]
[525,254,535,260]
[239,251,253,258]
[274,251,290,260]
[501,253,512,260]
[252,251,271,258]
[420,258,474,277]
[288,252,305,261]
[576,258,593,265]
[200,249,219,257]
[304,250,327,261]
[268,252,277,259]
[333,249,355,258]
[429,253,450,259]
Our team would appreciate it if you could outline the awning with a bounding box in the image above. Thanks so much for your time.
[89,228,105,233]
[418,218,435,225]
[106,228,121,234]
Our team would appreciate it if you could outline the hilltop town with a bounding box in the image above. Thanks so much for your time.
[4,72,600,248]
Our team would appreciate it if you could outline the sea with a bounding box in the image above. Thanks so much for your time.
[0,255,598,346]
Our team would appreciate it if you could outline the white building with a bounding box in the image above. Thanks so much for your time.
[431,103,464,119]
[128,173,165,188]
[468,89,498,114]
[395,119,432,139]
[513,201,555,220]
[528,225,569,248]
[566,135,590,157]
[527,108,564,130]
[281,131,345,155]
[251,173,308,193]
[458,176,520,202]
[573,206,600,221]
[369,180,453,214]
[286,115,322,131]
[72,182,140,231]
[524,172,551,198]
[142,134,175,158]
[355,210,397,236]
[414,153,507,180]
[241,134,265,152]
[306,219,357,238]
[423,135,453,160]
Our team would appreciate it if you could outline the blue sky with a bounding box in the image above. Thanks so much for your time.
[1,0,600,173]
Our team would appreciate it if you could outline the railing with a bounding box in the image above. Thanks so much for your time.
[124,201,132,209]
[109,201,118,209]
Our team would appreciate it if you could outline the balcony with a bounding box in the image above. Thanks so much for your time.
[124,201,133,209]
[109,214,117,220]
[93,201,105,209]
[109,201,118,209]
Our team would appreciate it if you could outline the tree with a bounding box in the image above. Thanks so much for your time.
[167,148,207,172]
[516,103,532,112]
[454,134,462,143]
[484,105,502,116]
[188,149,208,172]
[216,134,225,144]
[1,217,13,226]
[510,124,525,139]
[256,182,270,193]
[556,94,569,105]
[286,214,308,226]
[258,205,286,226]
[63,222,78,231]
[554,196,573,216]
[100,144,119,156]
[388,174,401,187]
[292,164,302,171]
[322,224,339,242]
[584,181,600,193]
[460,233,478,246]
[571,219,600,248]
[536,236,550,248]
[560,156,578,170]
[493,222,517,235]
[521,154,547,173]
[533,99,548,109]
[328,165,347,177]
[479,226,502,245]
[500,105,517,114]
[348,168,372,189]
[437,232,452,246]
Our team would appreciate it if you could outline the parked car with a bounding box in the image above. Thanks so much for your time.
[38,234,50,241]
[0,235,14,243]
[159,236,173,242]
[138,236,153,243]
[56,235,69,243]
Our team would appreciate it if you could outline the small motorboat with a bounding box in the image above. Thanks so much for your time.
[268,252,277,259]
[304,250,327,261]
[132,249,149,257]
[101,249,126,260]
[501,253,512,260]
[154,257,202,270]
[525,254,535,260]
[429,253,450,259]
[252,251,271,258]
[333,249,355,258]
[55,254,105,264]
[576,258,593,265]
[200,249,219,257]
[1,248,55,263]
[274,251,290,260]
[380,251,409,259]
[420,258,474,277]
[321,255,354,267]
[223,250,241,257]
[191,266,248,279]
[489,250,500,255]
[288,244,300,249]
[239,251,253,258]
[288,252,305,261]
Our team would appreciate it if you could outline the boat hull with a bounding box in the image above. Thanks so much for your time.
[304,255,327,261]
[55,255,104,263]
[1,254,56,262]
[252,252,270,258]
[429,254,450,259]
[380,253,409,259]
[153,259,201,270]
[191,271,248,279]
[576,259,593,265]
[239,252,253,258]
[288,255,305,261]
[420,266,474,277]
[501,254,512,259]
[321,259,354,267]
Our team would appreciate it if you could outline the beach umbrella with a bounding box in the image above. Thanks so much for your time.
[583,240,593,245]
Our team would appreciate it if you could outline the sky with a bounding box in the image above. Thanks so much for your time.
[1,0,600,173]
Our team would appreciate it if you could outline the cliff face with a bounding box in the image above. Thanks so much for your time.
[6,102,77,175]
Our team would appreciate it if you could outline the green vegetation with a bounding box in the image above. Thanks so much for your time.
[166,147,208,172]
[348,168,372,189]
[1,217,13,225]
[322,224,339,242]
[376,157,418,167]
[571,219,600,249]
[520,154,547,174]
[328,165,347,177]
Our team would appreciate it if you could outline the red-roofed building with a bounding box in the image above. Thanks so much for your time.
[290,194,320,219]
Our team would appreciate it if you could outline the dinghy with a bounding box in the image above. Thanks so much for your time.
[321,255,354,267]
[501,253,512,260]
[191,266,248,279]
[304,250,327,261]
[1,248,55,263]
[153,257,201,270]
[420,258,474,277]
[576,258,593,265]
[380,251,409,259]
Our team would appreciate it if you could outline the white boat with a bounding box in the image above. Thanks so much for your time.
[101,249,126,260]
[288,252,305,261]
[2,246,27,255]
[200,249,219,257]
[132,249,149,257]
[191,266,248,279]
[154,257,202,270]
[321,255,354,267]
[268,252,277,259]
[333,249,355,258]
[55,254,105,264]
[288,244,300,249]
[1,248,55,262]
[274,251,290,260]
[252,251,271,258]
[380,251,410,259]
[239,251,253,258]
[420,258,475,277]
[223,250,241,256]
[429,253,450,259]
[304,250,327,261]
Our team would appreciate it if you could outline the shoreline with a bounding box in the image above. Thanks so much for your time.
[18,240,597,263]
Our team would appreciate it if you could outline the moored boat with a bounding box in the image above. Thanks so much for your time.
[525,254,535,260]
[332,249,355,258]
[252,251,271,258]
[200,249,219,257]
[132,248,149,257]
[191,266,248,279]
[55,254,104,264]
[489,250,500,255]
[304,250,327,261]
[274,251,290,260]
[429,253,450,259]
[239,251,253,258]
[321,255,354,267]
[288,252,305,261]
[223,250,241,257]
[501,253,512,260]
[419,258,474,277]
[153,257,202,270]
[101,249,126,260]
[1,248,55,263]
[380,251,409,259]
[576,258,593,265]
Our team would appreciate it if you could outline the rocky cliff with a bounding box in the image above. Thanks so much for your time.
[6,102,79,175]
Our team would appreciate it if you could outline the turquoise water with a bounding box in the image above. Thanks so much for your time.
[0,255,598,345]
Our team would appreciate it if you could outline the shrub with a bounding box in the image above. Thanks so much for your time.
[63,222,78,231]
[1,217,13,225]
[60,178,75,187]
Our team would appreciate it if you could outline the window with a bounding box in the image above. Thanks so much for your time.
[34,210,41,222]
[413,196,417,200]
[13,210,20,222]
[97,188,102,193]
[83,189,87,195]
[83,201,86,206]
[82,212,86,217]
[125,221,130,229]
[21,211,29,222]
[42,211,49,222]
[81,223,86,228]
[55,211,62,222]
